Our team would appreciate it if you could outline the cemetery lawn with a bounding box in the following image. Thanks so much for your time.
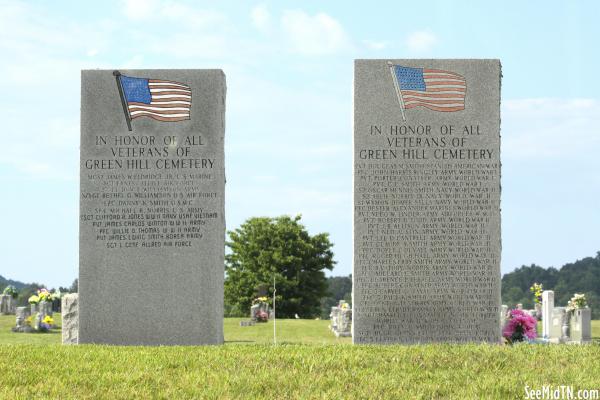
[0,316,599,399]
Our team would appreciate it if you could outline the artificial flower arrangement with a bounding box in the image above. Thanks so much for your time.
[566,293,587,312]
[38,315,55,332]
[28,288,61,305]
[23,314,55,333]
[529,283,543,304]
[255,310,269,322]
[2,285,18,299]
[502,309,537,344]
[252,296,269,305]
[252,297,270,322]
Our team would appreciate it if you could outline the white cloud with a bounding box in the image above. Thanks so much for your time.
[362,40,387,50]
[503,98,600,160]
[122,0,159,20]
[160,3,228,29]
[406,30,437,52]
[0,115,79,180]
[121,0,227,29]
[281,10,351,55]
[0,2,106,180]
[146,33,231,59]
[251,4,271,32]
[117,1,234,59]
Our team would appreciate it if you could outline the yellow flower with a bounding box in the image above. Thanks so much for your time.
[43,315,54,325]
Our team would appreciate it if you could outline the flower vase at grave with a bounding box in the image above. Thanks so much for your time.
[534,303,542,321]
[37,302,49,323]
[34,312,43,331]
[561,312,570,343]
[259,303,269,319]
[31,303,39,314]
[41,301,53,317]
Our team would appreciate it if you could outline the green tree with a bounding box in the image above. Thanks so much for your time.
[225,215,335,318]
[69,278,79,293]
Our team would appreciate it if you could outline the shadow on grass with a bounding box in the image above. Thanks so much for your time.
[224,340,255,344]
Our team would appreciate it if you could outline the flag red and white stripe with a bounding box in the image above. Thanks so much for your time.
[401,69,466,112]
[127,79,192,122]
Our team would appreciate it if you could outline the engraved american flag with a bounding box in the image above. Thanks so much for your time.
[119,75,192,122]
[390,64,466,113]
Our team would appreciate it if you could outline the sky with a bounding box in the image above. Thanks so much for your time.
[0,0,599,288]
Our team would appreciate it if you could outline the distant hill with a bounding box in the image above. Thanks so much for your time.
[502,251,600,318]
[0,275,28,291]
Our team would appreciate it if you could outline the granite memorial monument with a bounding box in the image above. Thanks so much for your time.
[79,69,226,345]
[353,59,501,344]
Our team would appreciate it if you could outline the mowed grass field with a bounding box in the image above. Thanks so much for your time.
[1,315,599,399]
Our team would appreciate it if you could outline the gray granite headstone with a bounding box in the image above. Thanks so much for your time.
[12,307,32,333]
[542,290,554,339]
[80,70,225,345]
[569,308,591,344]
[61,293,79,345]
[250,304,260,321]
[329,306,340,332]
[0,294,16,315]
[549,307,566,343]
[353,60,501,344]
[336,308,352,337]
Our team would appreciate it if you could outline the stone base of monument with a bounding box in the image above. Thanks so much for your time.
[61,293,79,345]
[12,325,35,333]
[334,330,352,338]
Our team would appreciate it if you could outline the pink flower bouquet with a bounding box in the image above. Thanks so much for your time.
[256,310,269,322]
[503,309,537,344]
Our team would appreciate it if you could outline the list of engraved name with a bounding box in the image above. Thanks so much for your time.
[355,124,499,342]
[81,134,218,250]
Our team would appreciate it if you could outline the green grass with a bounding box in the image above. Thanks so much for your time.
[0,315,350,345]
[0,313,62,345]
[225,318,351,345]
[1,315,599,399]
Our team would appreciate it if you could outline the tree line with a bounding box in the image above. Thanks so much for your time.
[501,252,600,318]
